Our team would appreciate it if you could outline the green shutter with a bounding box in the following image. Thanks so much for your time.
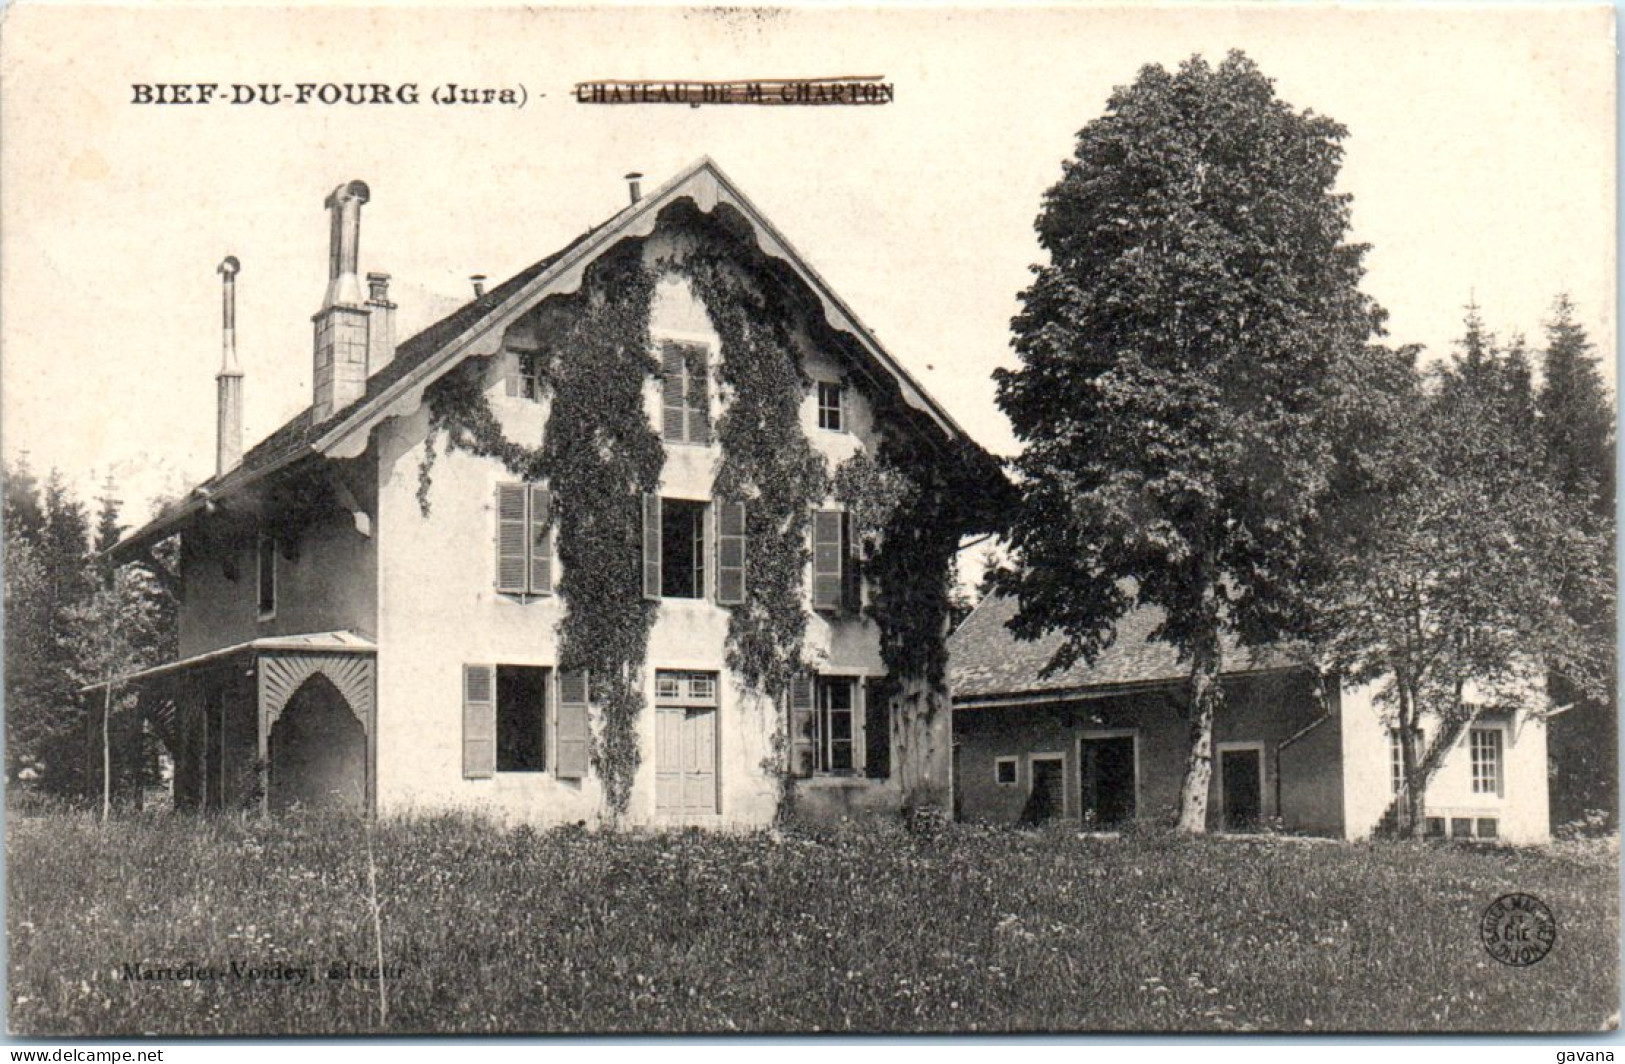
[462,664,496,779]
[505,351,520,397]
[789,673,816,778]
[642,493,662,600]
[840,511,861,611]
[495,484,527,593]
[716,500,746,606]
[556,670,589,780]
[812,509,844,611]
[661,342,686,442]
[528,485,552,595]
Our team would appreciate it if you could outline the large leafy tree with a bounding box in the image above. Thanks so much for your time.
[995,52,1384,832]
[1308,310,1611,836]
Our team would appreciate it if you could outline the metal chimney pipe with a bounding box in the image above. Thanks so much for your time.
[215,256,244,476]
[471,274,487,299]
[626,172,644,204]
[321,180,370,309]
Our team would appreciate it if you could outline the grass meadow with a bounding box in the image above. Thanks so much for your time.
[6,810,1618,1035]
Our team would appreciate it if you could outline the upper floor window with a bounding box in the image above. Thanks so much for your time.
[660,499,707,599]
[256,534,277,619]
[660,340,711,444]
[1470,727,1503,796]
[504,346,543,402]
[495,483,553,596]
[641,495,746,605]
[811,509,860,612]
[817,381,845,431]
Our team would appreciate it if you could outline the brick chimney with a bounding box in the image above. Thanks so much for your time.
[365,272,396,376]
[312,180,371,422]
[215,256,243,476]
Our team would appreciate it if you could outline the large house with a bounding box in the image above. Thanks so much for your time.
[108,159,1004,827]
[948,595,1551,843]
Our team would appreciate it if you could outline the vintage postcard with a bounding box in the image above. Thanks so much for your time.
[0,1,1616,1039]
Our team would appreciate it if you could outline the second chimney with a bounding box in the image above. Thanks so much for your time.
[312,180,371,422]
[626,172,643,204]
[215,256,244,476]
[366,272,397,376]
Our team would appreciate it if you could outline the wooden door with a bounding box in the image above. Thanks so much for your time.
[657,706,717,815]
[683,708,717,814]
[1221,748,1263,831]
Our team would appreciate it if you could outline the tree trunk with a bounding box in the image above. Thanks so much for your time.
[1175,621,1224,834]
[890,675,951,814]
[100,681,113,823]
[1398,681,1424,839]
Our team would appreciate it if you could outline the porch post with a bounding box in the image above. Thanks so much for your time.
[255,654,269,816]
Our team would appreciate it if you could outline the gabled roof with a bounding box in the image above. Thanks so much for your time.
[948,594,1306,706]
[116,158,990,559]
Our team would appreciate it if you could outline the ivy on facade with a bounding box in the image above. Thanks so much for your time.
[413,209,982,818]
[420,247,660,817]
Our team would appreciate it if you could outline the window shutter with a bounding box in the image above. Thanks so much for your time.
[462,664,496,779]
[840,512,862,611]
[864,678,891,779]
[505,352,520,397]
[789,673,816,778]
[642,493,662,601]
[812,509,844,611]
[495,484,528,593]
[851,678,867,774]
[716,500,746,606]
[687,356,711,445]
[661,342,686,442]
[528,485,552,595]
[556,670,590,780]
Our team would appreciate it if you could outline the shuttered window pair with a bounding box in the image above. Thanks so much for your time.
[660,340,711,444]
[495,483,552,595]
[787,673,889,778]
[462,665,589,780]
[811,509,861,612]
[641,495,747,605]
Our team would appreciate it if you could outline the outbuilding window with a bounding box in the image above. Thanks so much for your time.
[1470,727,1504,796]
[994,757,1018,785]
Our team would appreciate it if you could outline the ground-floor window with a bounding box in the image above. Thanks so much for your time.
[994,756,1018,785]
[816,676,857,773]
[496,666,548,772]
[1388,727,1425,794]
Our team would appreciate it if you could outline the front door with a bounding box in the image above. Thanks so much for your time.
[656,706,717,815]
[1081,735,1136,827]
[1220,747,1263,831]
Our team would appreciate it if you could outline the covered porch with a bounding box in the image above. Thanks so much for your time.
[99,632,376,814]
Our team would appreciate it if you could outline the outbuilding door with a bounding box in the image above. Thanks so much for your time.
[1081,734,1136,826]
[1220,747,1264,831]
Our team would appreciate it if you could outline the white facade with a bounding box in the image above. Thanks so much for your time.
[1338,680,1550,844]
[373,245,894,828]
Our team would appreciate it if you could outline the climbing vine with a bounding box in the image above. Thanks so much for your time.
[412,203,997,820]
[420,246,661,818]
[676,249,828,701]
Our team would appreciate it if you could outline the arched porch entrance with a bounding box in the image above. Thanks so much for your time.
[268,673,367,812]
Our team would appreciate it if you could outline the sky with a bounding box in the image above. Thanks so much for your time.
[1,3,1615,525]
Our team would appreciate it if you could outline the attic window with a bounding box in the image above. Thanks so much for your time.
[817,382,845,431]
[506,348,542,402]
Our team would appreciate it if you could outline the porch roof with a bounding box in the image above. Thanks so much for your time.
[78,630,376,693]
